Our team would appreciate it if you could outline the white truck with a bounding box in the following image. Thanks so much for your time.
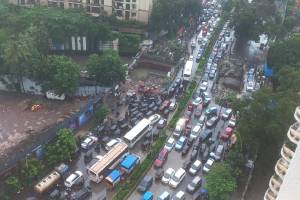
[173,118,187,137]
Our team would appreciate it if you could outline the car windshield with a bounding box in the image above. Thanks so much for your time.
[164,171,172,179]
[173,174,180,182]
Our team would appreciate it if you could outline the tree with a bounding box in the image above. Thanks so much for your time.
[46,128,77,166]
[21,158,44,186]
[95,105,109,123]
[5,176,22,194]
[118,33,141,55]
[206,163,237,200]
[224,147,246,178]
[149,0,201,34]
[87,50,126,86]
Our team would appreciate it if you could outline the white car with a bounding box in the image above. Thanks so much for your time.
[192,97,202,106]
[164,137,176,152]
[81,135,98,149]
[222,108,233,120]
[189,159,202,176]
[148,114,161,125]
[190,124,201,139]
[161,167,175,184]
[105,138,122,151]
[172,190,185,200]
[64,171,84,188]
[169,101,177,111]
[200,81,208,91]
[203,158,215,173]
[246,81,255,92]
[228,116,236,128]
[169,168,186,188]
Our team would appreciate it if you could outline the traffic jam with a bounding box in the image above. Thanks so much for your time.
[31,1,237,200]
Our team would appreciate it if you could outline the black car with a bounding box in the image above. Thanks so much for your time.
[199,130,213,142]
[70,187,92,200]
[181,145,190,156]
[187,137,194,146]
[202,148,210,162]
[155,168,164,181]
[190,148,198,161]
[137,176,153,193]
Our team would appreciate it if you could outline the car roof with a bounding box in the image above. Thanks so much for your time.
[192,176,201,183]
[175,190,185,197]
[166,167,175,173]
[193,160,202,166]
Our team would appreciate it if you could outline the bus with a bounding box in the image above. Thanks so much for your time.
[87,142,128,183]
[183,60,193,82]
[34,171,61,194]
[120,154,140,174]
[123,118,151,148]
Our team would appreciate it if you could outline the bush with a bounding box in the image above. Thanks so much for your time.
[95,105,109,123]
[5,176,22,194]
[118,33,142,55]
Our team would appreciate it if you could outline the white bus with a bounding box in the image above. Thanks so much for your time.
[123,118,151,148]
[87,142,128,183]
[183,60,193,82]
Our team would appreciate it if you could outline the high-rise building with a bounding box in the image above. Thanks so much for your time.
[264,106,300,200]
[8,0,153,23]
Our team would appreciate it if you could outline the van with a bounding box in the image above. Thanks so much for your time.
[169,168,186,188]
[157,191,170,200]
[190,125,201,139]
[64,171,84,188]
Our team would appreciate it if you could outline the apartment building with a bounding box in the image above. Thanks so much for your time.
[8,0,152,23]
[264,106,300,200]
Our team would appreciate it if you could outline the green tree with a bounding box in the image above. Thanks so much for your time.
[21,158,44,186]
[46,128,77,166]
[118,33,141,55]
[225,147,245,178]
[5,176,22,194]
[206,163,237,200]
[87,50,126,86]
[95,105,109,123]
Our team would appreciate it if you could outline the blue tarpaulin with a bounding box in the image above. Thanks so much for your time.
[121,154,139,170]
[142,191,153,200]
[107,170,121,182]
[263,63,273,77]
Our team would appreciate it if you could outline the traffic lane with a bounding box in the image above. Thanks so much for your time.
[128,145,202,200]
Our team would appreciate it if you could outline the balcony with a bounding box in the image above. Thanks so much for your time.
[268,175,282,196]
[287,122,300,145]
[281,143,295,163]
[264,188,277,200]
[295,106,300,122]
[275,158,289,179]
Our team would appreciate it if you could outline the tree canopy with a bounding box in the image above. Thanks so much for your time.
[149,0,201,34]
[87,50,126,86]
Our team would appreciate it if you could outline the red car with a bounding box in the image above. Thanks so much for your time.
[187,102,194,112]
[220,127,234,141]
[154,148,168,168]
[194,104,203,118]
[160,100,171,112]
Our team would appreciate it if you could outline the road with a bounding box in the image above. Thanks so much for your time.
[128,2,235,200]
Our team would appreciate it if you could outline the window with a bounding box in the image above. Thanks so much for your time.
[126,4,130,10]
[131,12,136,17]
[132,4,136,10]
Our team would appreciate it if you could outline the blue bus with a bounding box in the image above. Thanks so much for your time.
[120,154,140,174]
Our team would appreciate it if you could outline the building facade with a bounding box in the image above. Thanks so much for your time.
[8,0,152,23]
[264,106,300,200]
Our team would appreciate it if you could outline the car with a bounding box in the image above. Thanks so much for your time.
[187,102,194,111]
[202,148,210,162]
[186,176,202,193]
[205,107,218,117]
[155,168,164,181]
[160,100,171,112]
[198,115,206,127]
[220,127,234,141]
[169,168,186,188]
[138,176,153,193]
[157,118,167,129]
[193,188,209,200]
[210,144,224,161]
[184,110,193,120]
[64,171,84,188]
[154,148,169,168]
[189,159,202,175]
[190,124,202,139]
[222,108,233,120]
[200,81,208,91]
[209,69,216,79]
[192,90,201,99]
[148,114,161,125]
[184,124,192,136]
[164,137,176,152]
[81,135,98,149]
[194,105,203,118]
[169,101,177,111]
[187,137,194,146]
[105,138,122,151]
[70,186,91,200]
[192,97,202,106]
[196,53,201,63]
[142,191,154,200]
[203,158,215,173]
[200,143,207,154]
[181,145,190,156]
[202,73,209,82]
[172,190,185,200]
[158,191,171,200]
[246,81,255,92]
[228,116,236,128]
[190,148,198,161]
[175,136,187,151]
[199,130,213,142]
[162,167,175,184]
[206,116,219,127]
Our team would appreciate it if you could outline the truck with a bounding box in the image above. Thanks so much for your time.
[173,118,187,137]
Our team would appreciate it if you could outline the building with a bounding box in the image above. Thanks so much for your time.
[264,106,300,200]
[8,0,152,23]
